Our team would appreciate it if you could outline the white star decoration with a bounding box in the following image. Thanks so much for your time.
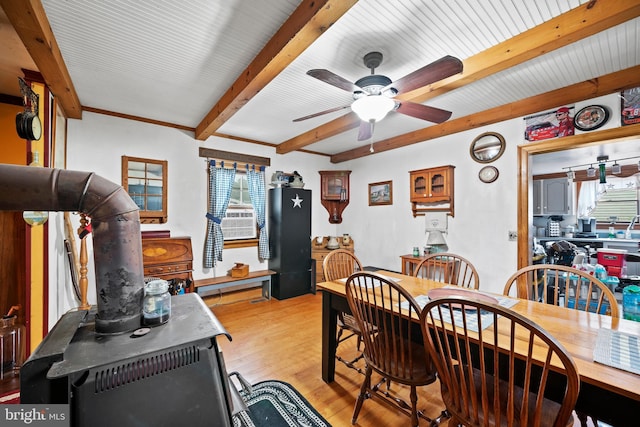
[292,194,303,208]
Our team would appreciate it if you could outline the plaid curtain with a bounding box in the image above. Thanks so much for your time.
[247,165,270,260]
[204,161,236,267]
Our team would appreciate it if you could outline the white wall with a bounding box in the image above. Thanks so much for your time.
[54,110,521,321]
[338,119,521,294]
[51,92,627,322]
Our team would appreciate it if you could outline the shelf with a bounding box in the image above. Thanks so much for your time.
[319,170,351,224]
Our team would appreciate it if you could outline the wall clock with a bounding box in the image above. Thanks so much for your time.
[15,111,42,141]
[479,166,499,183]
[573,105,609,131]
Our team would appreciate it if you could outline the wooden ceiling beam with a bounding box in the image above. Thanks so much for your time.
[276,0,640,154]
[330,65,640,163]
[195,0,357,141]
[1,0,82,119]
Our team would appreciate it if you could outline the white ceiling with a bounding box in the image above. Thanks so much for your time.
[2,0,639,163]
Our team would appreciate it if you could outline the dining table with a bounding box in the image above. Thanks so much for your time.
[317,270,640,426]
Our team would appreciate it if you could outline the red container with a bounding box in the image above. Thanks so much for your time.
[597,248,627,278]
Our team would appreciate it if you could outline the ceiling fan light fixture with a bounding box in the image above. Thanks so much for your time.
[351,95,395,122]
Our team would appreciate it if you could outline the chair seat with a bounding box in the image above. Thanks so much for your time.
[444,365,572,427]
[338,312,359,332]
[367,334,436,385]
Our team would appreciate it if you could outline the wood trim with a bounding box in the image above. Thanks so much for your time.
[276,0,640,155]
[223,239,259,249]
[1,0,82,118]
[83,106,195,131]
[534,164,640,181]
[82,107,330,157]
[516,123,640,270]
[331,65,640,163]
[198,148,271,167]
[195,0,357,141]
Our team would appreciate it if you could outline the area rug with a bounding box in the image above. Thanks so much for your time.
[232,380,331,427]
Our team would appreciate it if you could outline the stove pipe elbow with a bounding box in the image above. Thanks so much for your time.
[0,164,144,334]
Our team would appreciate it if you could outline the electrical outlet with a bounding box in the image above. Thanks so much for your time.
[508,231,518,241]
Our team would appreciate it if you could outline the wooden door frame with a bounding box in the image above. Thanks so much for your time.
[517,124,640,269]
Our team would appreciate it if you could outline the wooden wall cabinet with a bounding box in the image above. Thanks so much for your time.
[319,170,351,224]
[141,236,193,293]
[409,165,455,217]
[311,236,355,285]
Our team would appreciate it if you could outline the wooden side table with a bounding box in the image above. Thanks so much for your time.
[400,254,456,280]
[400,254,428,276]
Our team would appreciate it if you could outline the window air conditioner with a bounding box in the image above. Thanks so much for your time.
[222,208,257,240]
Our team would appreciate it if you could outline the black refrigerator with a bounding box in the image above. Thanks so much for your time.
[268,187,313,300]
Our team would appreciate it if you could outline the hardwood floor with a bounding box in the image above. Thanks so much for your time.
[207,290,595,427]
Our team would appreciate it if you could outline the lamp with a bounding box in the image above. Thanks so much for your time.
[564,155,640,180]
[351,95,395,122]
[426,230,448,253]
[612,162,621,174]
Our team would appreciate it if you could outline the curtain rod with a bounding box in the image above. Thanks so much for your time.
[205,159,265,171]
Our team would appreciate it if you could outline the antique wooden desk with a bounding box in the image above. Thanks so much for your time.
[142,236,193,293]
[317,271,640,425]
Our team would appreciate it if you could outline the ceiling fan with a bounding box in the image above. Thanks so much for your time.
[293,51,463,141]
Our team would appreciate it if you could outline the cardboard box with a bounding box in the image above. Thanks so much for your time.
[230,263,249,278]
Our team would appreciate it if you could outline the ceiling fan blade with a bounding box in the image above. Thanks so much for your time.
[396,101,452,123]
[357,120,373,141]
[307,69,361,92]
[292,105,352,122]
[385,55,463,94]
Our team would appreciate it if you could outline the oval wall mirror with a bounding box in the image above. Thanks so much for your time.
[469,132,506,163]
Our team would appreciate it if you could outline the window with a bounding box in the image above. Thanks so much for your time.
[222,173,257,241]
[121,156,167,224]
[579,174,639,223]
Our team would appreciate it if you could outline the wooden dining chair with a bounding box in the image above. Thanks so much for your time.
[413,252,480,289]
[502,264,619,318]
[323,249,366,369]
[420,296,580,427]
[503,263,618,427]
[345,272,442,427]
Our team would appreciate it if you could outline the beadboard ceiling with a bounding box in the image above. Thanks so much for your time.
[1,0,639,164]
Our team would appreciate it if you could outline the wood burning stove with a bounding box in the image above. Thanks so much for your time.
[0,164,240,426]
[20,293,237,427]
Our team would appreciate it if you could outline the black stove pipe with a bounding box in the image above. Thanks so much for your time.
[0,164,144,334]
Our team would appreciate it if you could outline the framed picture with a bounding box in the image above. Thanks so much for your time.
[523,105,575,141]
[621,87,640,126]
[368,180,392,206]
[573,105,609,131]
